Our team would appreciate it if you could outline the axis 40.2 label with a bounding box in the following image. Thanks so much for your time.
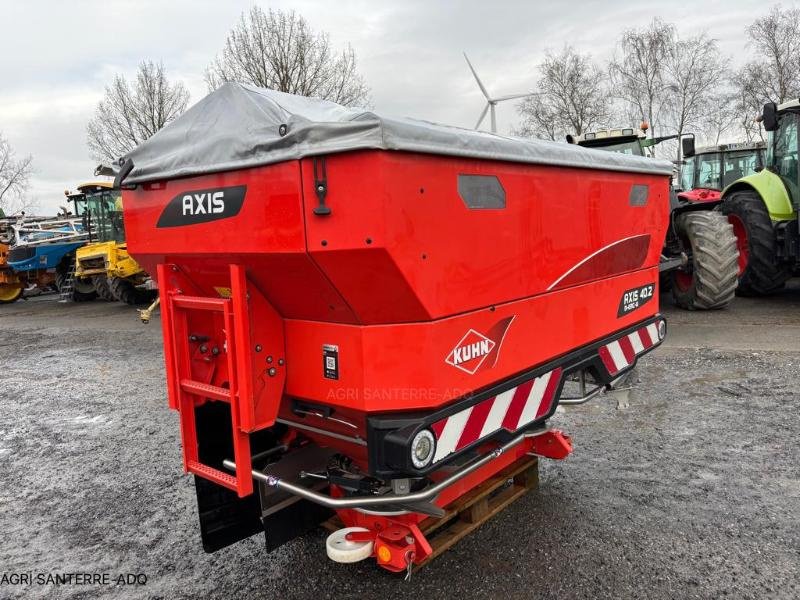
[617,283,655,317]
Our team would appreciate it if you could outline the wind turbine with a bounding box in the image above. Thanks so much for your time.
[464,52,536,133]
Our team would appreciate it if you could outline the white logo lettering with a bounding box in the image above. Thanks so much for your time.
[452,347,464,364]
[181,191,226,216]
[446,330,496,374]
[194,193,207,214]
[212,191,224,213]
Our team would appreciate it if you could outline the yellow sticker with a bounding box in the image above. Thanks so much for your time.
[214,286,232,298]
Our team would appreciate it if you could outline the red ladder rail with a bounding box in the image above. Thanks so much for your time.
[160,264,254,497]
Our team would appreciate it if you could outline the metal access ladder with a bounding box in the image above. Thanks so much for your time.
[58,262,75,303]
[159,264,255,497]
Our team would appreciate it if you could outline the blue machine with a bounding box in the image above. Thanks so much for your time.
[7,241,86,272]
[5,217,96,301]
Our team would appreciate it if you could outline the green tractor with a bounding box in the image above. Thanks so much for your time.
[679,142,765,203]
[715,100,800,295]
[568,126,740,310]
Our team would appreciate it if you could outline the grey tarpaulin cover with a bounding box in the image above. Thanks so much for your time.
[121,82,674,185]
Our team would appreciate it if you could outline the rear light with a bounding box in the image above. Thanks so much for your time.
[411,429,435,469]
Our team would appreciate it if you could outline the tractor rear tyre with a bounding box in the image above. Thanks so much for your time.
[670,211,739,310]
[720,190,790,295]
[109,276,154,305]
[92,275,117,302]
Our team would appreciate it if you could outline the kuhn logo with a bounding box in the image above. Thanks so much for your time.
[156,185,246,228]
[446,330,495,374]
[445,316,515,375]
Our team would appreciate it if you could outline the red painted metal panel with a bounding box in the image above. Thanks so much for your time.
[172,296,227,311]
[124,164,357,323]
[126,151,667,326]
[548,234,651,291]
[125,164,306,256]
[301,151,667,323]
[123,147,670,501]
[284,266,660,413]
[156,264,179,411]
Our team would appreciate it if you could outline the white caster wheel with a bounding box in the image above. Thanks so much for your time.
[325,527,374,563]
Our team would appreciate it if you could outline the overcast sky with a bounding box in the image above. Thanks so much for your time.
[0,0,779,213]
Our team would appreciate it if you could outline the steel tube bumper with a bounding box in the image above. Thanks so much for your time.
[223,427,551,510]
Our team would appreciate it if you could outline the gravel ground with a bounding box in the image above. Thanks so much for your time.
[0,288,798,599]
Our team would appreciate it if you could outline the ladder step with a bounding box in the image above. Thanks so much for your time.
[173,296,228,312]
[180,379,233,402]
[186,460,239,491]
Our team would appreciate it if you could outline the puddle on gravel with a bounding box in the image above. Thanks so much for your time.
[688,370,748,386]
[71,415,110,426]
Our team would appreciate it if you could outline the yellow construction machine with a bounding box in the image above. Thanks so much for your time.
[67,182,155,304]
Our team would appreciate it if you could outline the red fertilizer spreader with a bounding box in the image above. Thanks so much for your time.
[118,84,670,573]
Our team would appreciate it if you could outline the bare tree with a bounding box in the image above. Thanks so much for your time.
[608,19,675,140]
[701,93,740,145]
[732,72,765,143]
[0,132,33,216]
[746,5,800,102]
[205,7,370,107]
[87,61,190,163]
[663,35,728,159]
[516,101,559,141]
[732,6,800,141]
[515,46,611,141]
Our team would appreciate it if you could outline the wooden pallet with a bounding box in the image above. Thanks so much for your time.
[322,454,539,572]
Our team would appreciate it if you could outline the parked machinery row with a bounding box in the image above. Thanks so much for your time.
[0,213,91,303]
[0,180,156,305]
[4,101,796,312]
[567,113,797,307]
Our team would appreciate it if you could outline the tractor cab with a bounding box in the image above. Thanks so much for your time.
[567,127,648,157]
[568,125,691,186]
[717,99,800,295]
[69,180,153,304]
[679,142,765,202]
[567,124,683,161]
[66,181,124,244]
[763,99,800,208]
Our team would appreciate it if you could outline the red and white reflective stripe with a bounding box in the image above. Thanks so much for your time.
[430,368,562,464]
[599,322,661,376]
